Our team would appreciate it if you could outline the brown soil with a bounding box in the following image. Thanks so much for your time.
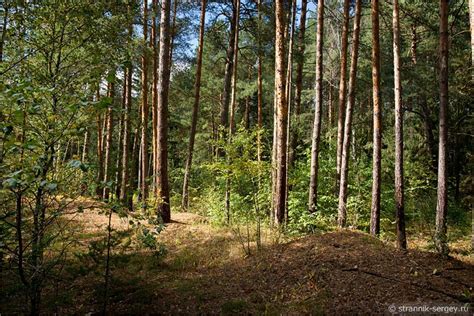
[2,208,473,315]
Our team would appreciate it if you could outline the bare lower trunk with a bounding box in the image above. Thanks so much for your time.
[156,0,172,223]
[151,0,159,196]
[182,0,207,210]
[120,63,133,210]
[226,0,240,224]
[337,0,361,227]
[273,0,288,225]
[335,0,350,188]
[256,0,264,163]
[370,0,382,236]
[140,0,149,203]
[435,0,449,255]
[308,0,324,213]
[393,0,406,249]
[103,81,115,201]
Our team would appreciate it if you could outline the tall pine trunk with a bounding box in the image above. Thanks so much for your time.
[393,0,406,249]
[273,0,288,225]
[219,0,238,158]
[182,0,207,210]
[337,0,361,227]
[156,0,172,223]
[140,0,149,203]
[291,0,307,166]
[103,80,115,201]
[370,0,382,236]
[256,0,263,162]
[335,0,350,188]
[435,0,449,255]
[308,0,324,213]
[151,0,159,196]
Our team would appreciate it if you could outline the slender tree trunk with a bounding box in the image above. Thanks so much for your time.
[337,0,361,227]
[219,0,238,157]
[308,0,324,213]
[96,89,104,198]
[169,0,178,67]
[256,0,264,163]
[182,0,207,210]
[115,76,126,198]
[140,0,150,203]
[328,84,333,127]
[82,129,89,162]
[152,0,159,196]
[285,0,296,187]
[292,0,307,162]
[435,0,449,255]
[226,0,240,224]
[273,0,288,225]
[156,0,172,223]
[244,66,251,129]
[393,0,407,249]
[370,0,382,236]
[120,62,133,210]
[103,81,115,201]
[335,0,350,188]
[411,23,417,65]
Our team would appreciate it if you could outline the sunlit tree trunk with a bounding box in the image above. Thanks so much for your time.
[151,0,159,196]
[256,0,263,163]
[182,0,207,210]
[435,0,449,255]
[96,88,104,198]
[219,0,238,158]
[291,0,307,165]
[156,0,172,223]
[140,0,150,203]
[308,0,324,213]
[337,0,361,227]
[393,0,406,249]
[273,0,288,224]
[335,0,350,188]
[121,8,134,209]
[225,0,240,224]
[285,0,296,174]
[370,0,382,236]
[103,80,115,201]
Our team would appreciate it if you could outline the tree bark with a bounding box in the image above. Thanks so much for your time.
[285,0,296,194]
[219,0,238,157]
[182,0,207,210]
[392,0,407,249]
[337,0,361,227]
[96,88,104,198]
[273,0,288,225]
[140,0,150,203]
[156,0,172,223]
[435,0,449,255]
[256,0,264,162]
[120,66,133,210]
[335,0,350,188]
[308,0,324,213]
[370,0,382,236]
[226,0,240,224]
[151,0,159,196]
[290,0,307,167]
[103,80,115,201]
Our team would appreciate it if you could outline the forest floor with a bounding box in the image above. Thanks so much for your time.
[2,201,474,314]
